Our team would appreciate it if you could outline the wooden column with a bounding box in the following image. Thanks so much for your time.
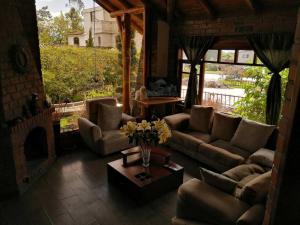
[117,14,132,114]
[198,62,205,104]
[143,3,151,87]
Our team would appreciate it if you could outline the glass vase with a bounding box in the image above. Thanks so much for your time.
[140,145,151,167]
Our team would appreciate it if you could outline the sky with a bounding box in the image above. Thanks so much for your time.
[35,0,96,16]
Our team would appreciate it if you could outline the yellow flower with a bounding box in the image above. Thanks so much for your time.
[120,121,137,136]
[137,120,151,131]
[153,119,165,130]
[157,122,171,144]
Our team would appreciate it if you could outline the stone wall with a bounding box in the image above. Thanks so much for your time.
[0,0,55,198]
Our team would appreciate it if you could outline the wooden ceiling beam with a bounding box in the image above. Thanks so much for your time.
[96,0,143,33]
[110,7,144,17]
[244,0,261,12]
[197,0,216,18]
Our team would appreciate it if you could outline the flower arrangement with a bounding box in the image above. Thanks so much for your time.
[121,119,171,146]
[121,119,172,167]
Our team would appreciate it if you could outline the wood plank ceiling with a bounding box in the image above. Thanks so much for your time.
[97,0,300,33]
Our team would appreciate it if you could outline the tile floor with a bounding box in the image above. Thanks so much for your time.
[0,147,202,225]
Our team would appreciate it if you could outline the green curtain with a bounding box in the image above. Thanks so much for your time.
[180,36,214,109]
[248,33,294,125]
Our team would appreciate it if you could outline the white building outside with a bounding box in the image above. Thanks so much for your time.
[68,7,118,48]
[68,6,142,49]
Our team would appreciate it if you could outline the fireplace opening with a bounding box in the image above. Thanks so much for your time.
[24,127,48,172]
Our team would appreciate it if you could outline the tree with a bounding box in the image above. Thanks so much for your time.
[116,30,139,79]
[51,12,69,45]
[36,6,53,45]
[65,7,83,32]
[233,67,289,123]
[86,28,94,47]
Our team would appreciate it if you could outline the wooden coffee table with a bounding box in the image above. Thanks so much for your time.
[107,147,184,203]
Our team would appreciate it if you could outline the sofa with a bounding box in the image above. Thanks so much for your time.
[172,150,274,225]
[78,97,135,155]
[164,105,277,172]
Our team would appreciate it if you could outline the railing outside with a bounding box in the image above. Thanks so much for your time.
[203,92,242,107]
[181,87,242,108]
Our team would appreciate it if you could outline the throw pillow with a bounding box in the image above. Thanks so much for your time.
[211,112,241,141]
[97,103,122,130]
[238,171,271,204]
[249,148,275,168]
[231,119,276,153]
[200,167,237,194]
[223,164,265,181]
[189,105,214,133]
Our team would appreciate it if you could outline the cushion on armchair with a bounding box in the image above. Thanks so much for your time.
[199,167,237,194]
[188,105,214,133]
[231,119,275,153]
[249,148,274,168]
[97,103,122,130]
[211,112,241,141]
[238,171,272,204]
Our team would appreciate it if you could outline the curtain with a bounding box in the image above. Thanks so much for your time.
[180,36,214,109]
[248,33,294,125]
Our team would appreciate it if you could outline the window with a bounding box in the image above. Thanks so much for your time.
[238,50,254,64]
[98,37,101,47]
[220,50,235,63]
[179,48,266,111]
[90,11,95,22]
[205,50,218,62]
[73,37,79,46]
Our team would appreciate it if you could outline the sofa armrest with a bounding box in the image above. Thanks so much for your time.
[164,113,190,130]
[236,204,265,225]
[121,113,136,124]
[78,118,102,148]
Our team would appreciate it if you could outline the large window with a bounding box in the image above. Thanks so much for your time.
[179,49,264,112]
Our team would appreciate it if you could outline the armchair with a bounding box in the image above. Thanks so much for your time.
[78,97,135,155]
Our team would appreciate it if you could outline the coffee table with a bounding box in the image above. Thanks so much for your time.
[107,147,184,203]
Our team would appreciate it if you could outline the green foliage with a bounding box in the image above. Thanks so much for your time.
[233,67,289,123]
[86,29,94,47]
[41,46,120,103]
[51,12,69,45]
[116,31,139,77]
[37,5,83,45]
[65,7,83,32]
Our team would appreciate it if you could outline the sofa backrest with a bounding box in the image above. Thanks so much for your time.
[86,97,117,124]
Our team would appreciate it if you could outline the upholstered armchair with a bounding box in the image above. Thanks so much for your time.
[78,97,135,156]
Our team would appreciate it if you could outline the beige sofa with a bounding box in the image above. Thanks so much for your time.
[78,97,135,155]
[164,105,277,172]
[172,153,274,225]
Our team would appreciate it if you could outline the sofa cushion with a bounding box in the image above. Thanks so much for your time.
[177,178,249,225]
[223,164,265,182]
[164,113,190,130]
[185,130,212,143]
[231,119,276,153]
[211,112,241,141]
[200,167,237,194]
[249,148,274,168]
[210,140,250,159]
[198,143,245,169]
[239,171,272,204]
[97,103,122,130]
[100,130,132,155]
[189,105,214,133]
[171,130,204,151]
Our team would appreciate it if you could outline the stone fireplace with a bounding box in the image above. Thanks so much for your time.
[0,0,56,198]
[9,109,56,194]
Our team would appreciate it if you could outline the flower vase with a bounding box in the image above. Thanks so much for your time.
[140,145,151,167]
